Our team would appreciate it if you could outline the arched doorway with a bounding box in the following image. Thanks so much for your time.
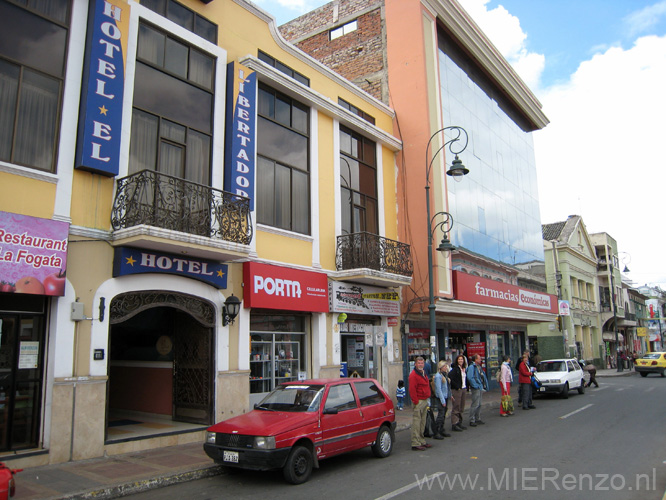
[106,291,215,440]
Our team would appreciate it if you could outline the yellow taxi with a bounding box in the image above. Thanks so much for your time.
[635,352,666,377]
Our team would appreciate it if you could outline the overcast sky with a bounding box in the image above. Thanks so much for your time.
[257,0,666,289]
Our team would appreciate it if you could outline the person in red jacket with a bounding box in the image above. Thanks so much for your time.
[518,354,536,410]
[409,356,432,451]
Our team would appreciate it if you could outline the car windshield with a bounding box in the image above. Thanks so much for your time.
[256,384,324,412]
[643,353,661,359]
[537,361,566,372]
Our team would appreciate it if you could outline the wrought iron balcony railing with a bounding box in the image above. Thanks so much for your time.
[336,232,413,277]
[111,170,253,245]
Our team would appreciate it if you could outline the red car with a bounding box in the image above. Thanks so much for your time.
[204,378,396,484]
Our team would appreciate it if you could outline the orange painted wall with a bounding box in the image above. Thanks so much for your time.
[385,0,439,310]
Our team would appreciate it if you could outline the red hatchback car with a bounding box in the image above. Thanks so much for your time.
[204,378,396,484]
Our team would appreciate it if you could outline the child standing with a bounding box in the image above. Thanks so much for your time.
[396,380,405,410]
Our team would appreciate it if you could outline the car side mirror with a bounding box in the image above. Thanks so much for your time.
[323,408,338,415]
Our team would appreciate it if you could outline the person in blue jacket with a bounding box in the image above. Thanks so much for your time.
[433,360,452,439]
[466,354,488,427]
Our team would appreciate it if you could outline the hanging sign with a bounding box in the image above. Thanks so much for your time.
[329,281,400,316]
[113,247,228,289]
[75,0,129,176]
[224,62,257,209]
[0,211,69,296]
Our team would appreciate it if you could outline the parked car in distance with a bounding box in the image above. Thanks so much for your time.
[634,352,666,377]
[533,359,585,398]
[203,378,396,484]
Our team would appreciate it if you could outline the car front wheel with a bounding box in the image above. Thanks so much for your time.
[283,445,313,485]
[561,383,569,399]
[371,425,394,458]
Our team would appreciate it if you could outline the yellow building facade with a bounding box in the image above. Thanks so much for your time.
[0,0,409,467]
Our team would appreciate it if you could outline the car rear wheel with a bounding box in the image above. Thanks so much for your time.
[371,425,394,458]
[577,380,585,394]
[640,372,648,377]
[561,383,569,399]
[283,445,313,485]
[661,370,665,378]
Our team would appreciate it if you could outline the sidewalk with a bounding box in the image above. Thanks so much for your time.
[13,370,636,499]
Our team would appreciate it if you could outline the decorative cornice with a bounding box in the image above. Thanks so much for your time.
[232,0,395,118]
[240,56,402,151]
[427,0,549,130]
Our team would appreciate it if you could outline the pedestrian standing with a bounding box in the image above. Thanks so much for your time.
[466,354,488,427]
[518,354,535,410]
[433,361,451,439]
[516,350,529,405]
[409,357,433,451]
[396,380,405,410]
[499,355,514,416]
[449,354,468,432]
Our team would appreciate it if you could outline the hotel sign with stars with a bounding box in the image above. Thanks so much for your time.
[113,247,228,289]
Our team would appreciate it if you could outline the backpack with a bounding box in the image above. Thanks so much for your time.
[430,375,437,395]
[496,367,502,383]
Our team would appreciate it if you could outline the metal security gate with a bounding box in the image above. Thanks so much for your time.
[173,317,212,424]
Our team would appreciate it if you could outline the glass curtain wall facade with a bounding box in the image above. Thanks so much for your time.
[437,30,544,267]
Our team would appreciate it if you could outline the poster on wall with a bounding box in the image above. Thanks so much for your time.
[0,211,70,296]
[467,342,487,372]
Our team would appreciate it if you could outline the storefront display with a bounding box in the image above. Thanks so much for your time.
[249,315,306,395]
[407,328,430,360]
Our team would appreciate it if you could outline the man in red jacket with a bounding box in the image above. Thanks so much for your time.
[518,354,536,410]
[409,356,433,450]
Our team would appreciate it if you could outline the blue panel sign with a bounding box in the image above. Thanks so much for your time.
[75,0,128,176]
[224,62,257,209]
[113,247,228,289]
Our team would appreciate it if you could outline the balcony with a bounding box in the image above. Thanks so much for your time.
[111,170,252,260]
[335,232,412,287]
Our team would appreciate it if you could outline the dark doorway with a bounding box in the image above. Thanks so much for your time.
[0,303,46,452]
[108,292,214,439]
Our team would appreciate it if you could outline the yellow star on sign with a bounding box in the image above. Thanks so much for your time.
[125,255,136,266]
[99,105,108,115]
[216,269,225,278]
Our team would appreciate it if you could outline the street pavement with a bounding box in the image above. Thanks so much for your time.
[11,369,635,500]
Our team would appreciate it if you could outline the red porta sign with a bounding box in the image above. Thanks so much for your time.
[243,262,329,312]
[452,271,557,314]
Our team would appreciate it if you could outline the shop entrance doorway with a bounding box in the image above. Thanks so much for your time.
[107,291,214,441]
[0,296,46,452]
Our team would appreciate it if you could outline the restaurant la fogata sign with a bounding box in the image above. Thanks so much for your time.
[452,271,558,314]
[0,211,70,296]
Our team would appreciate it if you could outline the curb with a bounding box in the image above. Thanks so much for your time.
[596,371,638,377]
[49,465,225,500]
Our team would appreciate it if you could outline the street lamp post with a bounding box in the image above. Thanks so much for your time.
[425,126,469,365]
[608,253,630,372]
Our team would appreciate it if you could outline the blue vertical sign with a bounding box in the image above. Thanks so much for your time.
[224,62,257,209]
[75,0,128,177]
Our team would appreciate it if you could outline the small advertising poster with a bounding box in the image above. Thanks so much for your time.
[19,341,39,369]
[329,282,400,316]
[0,211,70,296]
[467,342,487,372]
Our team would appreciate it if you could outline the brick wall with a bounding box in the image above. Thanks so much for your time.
[280,0,388,104]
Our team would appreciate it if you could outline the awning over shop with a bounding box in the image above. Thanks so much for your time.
[602,332,624,342]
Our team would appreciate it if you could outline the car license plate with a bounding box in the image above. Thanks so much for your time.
[223,451,239,463]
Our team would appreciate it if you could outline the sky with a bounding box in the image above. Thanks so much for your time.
[254,0,666,290]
